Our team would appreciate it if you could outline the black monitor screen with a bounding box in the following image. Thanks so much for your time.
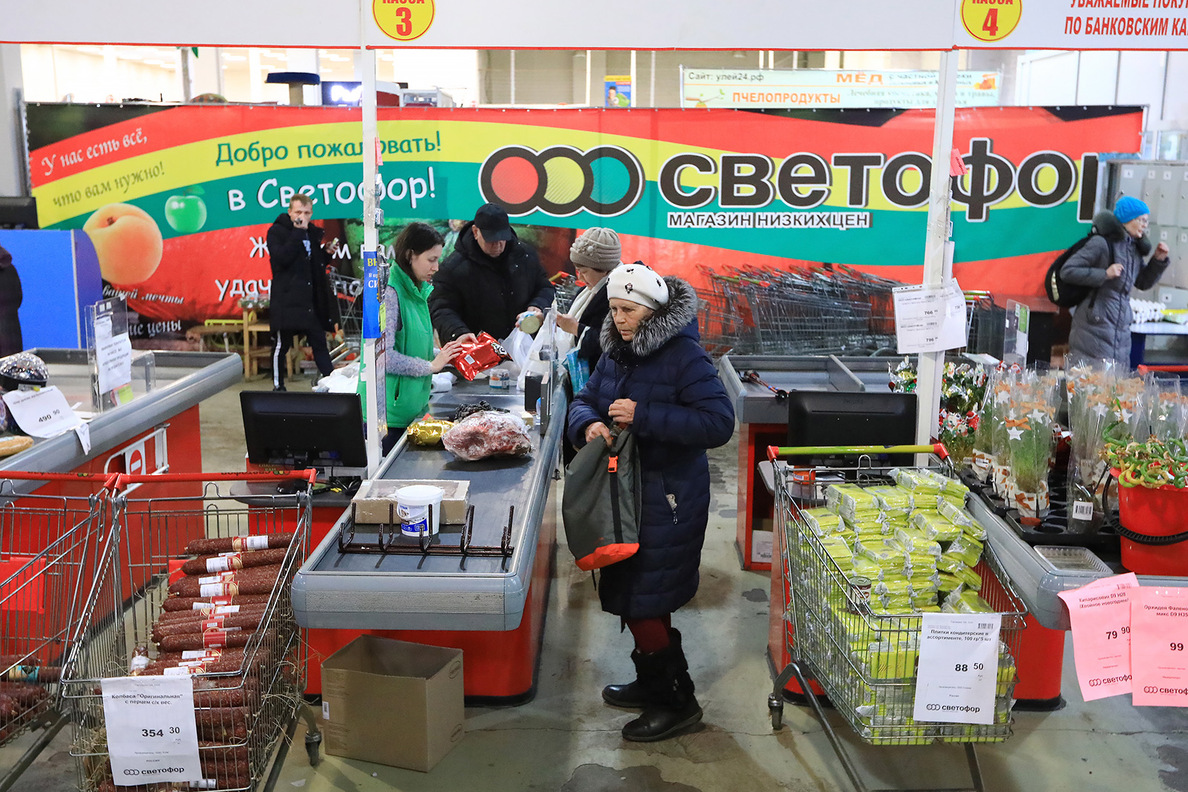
[240,391,367,470]
[0,197,38,229]
[786,391,917,466]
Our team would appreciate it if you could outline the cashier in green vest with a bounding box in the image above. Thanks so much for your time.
[382,222,466,455]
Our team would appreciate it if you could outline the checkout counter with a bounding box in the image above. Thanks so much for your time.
[1,349,242,494]
[718,354,900,571]
[292,379,564,704]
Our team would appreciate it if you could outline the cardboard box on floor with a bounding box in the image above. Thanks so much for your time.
[321,636,464,772]
[352,479,470,525]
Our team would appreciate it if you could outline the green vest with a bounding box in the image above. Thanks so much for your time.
[385,266,435,430]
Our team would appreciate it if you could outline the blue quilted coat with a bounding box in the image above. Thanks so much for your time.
[567,277,735,618]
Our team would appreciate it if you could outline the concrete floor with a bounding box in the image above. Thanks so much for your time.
[5,372,1188,791]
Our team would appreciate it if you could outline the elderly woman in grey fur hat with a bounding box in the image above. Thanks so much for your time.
[555,227,621,376]
[567,263,735,742]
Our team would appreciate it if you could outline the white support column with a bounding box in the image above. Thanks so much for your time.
[629,50,637,107]
[360,44,381,474]
[650,50,656,107]
[915,50,959,449]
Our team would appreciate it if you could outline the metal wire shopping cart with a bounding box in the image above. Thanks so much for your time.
[329,270,364,364]
[61,471,322,792]
[0,472,111,792]
[764,444,1028,792]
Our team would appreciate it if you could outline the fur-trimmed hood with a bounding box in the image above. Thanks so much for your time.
[600,275,699,359]
[1093,210,1152,256]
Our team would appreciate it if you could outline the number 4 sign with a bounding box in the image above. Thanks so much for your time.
[959,0,1022,43]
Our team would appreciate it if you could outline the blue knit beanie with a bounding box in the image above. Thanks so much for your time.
[1114,196,1150,224]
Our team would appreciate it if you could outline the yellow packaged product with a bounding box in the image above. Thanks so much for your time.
[941,586,995,614]
[911,591,939,608]
[890,468,941,496]
[937,572,963,592]
[952,564,983,591]
[880,594,915,612]
[854,538,906,572]
[867,485,914,514]
[873,578,912,598]
[826,483,879,517]
[845,514,888,536]
[818,534,853,564]
[909,511,963,543]
[943,534,984,567]
[902,550,939,574]
[801,508,844,536]
[893,526,942,557]
[850,555,884,581]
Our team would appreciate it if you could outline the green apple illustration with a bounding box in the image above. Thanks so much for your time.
[164,187,208,233]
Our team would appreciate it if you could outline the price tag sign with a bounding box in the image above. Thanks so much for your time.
[913,612,1000,725]
[1058,573,1137,700]
[892,279,967,354]
[101,675,201,782]
[1,387,82,438]
[1131,586,1188,708]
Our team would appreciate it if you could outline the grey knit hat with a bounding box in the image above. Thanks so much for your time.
[569,227,622,272]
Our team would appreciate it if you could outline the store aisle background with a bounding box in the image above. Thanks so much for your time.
[6,374,1187,791]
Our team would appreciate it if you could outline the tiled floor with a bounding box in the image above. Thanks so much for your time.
[6,374,1187,791]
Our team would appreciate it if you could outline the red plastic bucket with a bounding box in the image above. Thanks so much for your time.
[1116,482,1188,576]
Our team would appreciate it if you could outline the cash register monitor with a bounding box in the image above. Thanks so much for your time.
[240,391,367,475]
[786,391,918,467]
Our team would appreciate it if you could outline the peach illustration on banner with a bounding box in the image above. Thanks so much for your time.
[83,202,164,284]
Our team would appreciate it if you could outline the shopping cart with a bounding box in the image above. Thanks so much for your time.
[0,472,111,792]
[764,444,1028,792]
[61,471,322,792]
[329,270,363,364]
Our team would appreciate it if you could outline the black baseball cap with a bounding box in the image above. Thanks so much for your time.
[473,202,514,242]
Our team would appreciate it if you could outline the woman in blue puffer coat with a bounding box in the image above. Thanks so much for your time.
[1062,196,1170,366]
[567,263,735,743]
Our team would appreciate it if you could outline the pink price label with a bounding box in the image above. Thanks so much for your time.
[1131,587,1188,708]
[1058,573,1138,701]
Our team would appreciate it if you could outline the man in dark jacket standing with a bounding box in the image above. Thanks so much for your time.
[267,194,341,391]
[429,203,554,342]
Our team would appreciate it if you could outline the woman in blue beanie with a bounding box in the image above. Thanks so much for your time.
[1060,196,1171,366]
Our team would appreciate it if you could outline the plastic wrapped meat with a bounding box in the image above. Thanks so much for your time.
[443,411,532,461]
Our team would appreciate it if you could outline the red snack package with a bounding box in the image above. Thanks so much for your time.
[451,332,512,381]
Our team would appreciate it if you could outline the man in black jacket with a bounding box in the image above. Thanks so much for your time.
[429,203,554,342]
[267,194,341,391]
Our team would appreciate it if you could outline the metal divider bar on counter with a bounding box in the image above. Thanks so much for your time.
[338,503,516,560]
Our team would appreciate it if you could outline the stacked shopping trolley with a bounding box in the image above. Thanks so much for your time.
[695,264,900,358]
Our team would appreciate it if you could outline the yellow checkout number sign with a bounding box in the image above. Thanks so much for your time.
[374,0,436,42]
[960,0,1022,44]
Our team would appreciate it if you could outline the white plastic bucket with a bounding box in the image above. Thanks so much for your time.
[396,484,444,537]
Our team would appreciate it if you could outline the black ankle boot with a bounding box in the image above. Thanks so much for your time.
[603,628,684,709]
[603,650,649,708]
[621,635,702,742]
